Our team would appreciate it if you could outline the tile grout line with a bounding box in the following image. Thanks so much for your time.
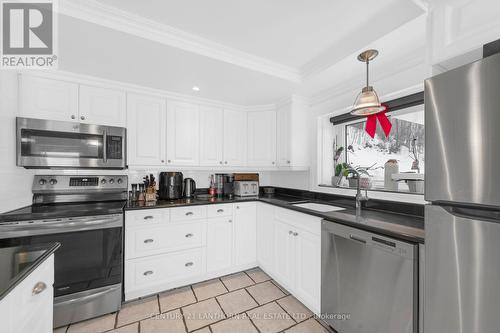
[179,306,190,333]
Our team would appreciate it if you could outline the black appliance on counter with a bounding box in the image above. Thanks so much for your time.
[183,178,196,198]
[0,175,128,328]
[159,172,183,200]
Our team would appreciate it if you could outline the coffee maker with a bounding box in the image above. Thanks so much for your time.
[159,172,183,200]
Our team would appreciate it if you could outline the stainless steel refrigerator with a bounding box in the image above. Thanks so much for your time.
[425,52,500,332]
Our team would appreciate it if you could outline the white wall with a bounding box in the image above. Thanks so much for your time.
[0,72,34,213]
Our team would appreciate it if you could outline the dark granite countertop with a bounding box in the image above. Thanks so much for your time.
[125,192,424,244]
[0,243,60,301]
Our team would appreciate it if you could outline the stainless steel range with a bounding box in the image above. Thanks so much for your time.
[0,175,128,328]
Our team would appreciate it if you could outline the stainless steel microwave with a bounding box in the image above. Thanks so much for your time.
[16,117,126,169]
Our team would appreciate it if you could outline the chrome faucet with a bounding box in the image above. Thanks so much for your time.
[348,168,369,215]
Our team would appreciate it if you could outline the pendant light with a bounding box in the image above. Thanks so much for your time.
[351,49,385,116]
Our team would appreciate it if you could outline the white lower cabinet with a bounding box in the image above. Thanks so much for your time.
[233,202,257,266]
[0,255,54,333]
[124,203,321,313]
[269,207,322,314]
[125,248,205,300]
[124,203,257,300]
[206,216,233,273]
[256,203,274,272]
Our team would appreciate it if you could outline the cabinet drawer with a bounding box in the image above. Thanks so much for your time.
[207,204,233,218]
[126,209,168,227]
[126,248,204,291]
[274,207,321,236]
[170,206,206,221]
[125,221,205,259]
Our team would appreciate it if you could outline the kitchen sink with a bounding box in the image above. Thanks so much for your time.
[292,202,346,212]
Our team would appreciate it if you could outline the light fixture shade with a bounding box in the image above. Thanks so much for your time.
[351,86,385,116]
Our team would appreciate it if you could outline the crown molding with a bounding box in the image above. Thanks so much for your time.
[58,0,301,83]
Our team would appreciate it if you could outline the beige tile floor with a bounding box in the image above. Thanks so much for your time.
[54,268,332,333]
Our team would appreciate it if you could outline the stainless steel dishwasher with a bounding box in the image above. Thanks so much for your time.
[321,220,418,333]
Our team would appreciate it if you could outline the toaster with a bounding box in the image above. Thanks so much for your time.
[234,181,259,197]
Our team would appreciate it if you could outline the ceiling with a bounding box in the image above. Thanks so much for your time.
[58,0,427,105]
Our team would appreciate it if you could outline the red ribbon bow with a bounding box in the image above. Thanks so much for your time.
[365,103,392,138]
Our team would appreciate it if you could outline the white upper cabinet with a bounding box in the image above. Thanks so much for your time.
[276,97,309,168]
[199,106,224,166]
[247,110,277,167]
[233,202,257,266]
[223,109,247,166]
[20,75,78,122]
[429,0,500,65]
[127,93,166,166]
[167,100,200,166]
[276,104,291,167]
[79,85,126,127]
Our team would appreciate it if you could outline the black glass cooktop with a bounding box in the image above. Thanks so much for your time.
[0,201,126,223]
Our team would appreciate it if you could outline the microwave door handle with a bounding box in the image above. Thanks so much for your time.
[102,130,107,163]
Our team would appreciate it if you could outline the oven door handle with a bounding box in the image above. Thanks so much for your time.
[103,130,108,163]
[0,215,123,238]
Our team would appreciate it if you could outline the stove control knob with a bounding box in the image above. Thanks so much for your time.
[109,178,115,184]
[101,179,107,185]
[49,179,57,185]
[117,178,123,184]
[38,179,47,185]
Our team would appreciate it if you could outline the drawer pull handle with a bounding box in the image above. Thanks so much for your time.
[143,216,154,220]
[185,262,194,267]
[217,209,224,213]
[293,232,299,236]
[144,239,154,243]
[185,233,194,238]
[185,212,194,216]
[143,270,153,276]
[32,282,47,295]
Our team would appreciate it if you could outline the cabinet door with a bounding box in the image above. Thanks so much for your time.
[20,75,78,122]
[166,101,199,166]
[247,110,277,166]
[294,228,321,313]
[273,219,295,290]
[223,109,247,166]
[79,85,126,126]
[233,202,257,266]
[276,105,291,166]
[256,203,275,273]
[199,105,223,166]
[127,93,166,166]
[206,217,233,273]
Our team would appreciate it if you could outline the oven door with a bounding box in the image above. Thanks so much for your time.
[0,214,123,297]
[16,117,126,169]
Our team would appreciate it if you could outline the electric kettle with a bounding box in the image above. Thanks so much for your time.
[183,178,196,198]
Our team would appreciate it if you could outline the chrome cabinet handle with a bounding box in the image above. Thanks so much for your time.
[71,115,76,119]
[80,116,85,120]
[219,161,223,164]
[32,282,47,295]
[143,216,154,220]
[288,230,293,235]
[287,160,291,164]
[293,232,299,236]
[228,219,232,223]
[185,262,194,267]
[272,161,276,165]
[224,161,228,164]
[236,206,240,209]
[167,160,171,163]
[185,233,194,238]
[161,160,165,163]
[217,209,224,213]
[143,270,153,276]
[144,239,154,243]
[185,212,193,216]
